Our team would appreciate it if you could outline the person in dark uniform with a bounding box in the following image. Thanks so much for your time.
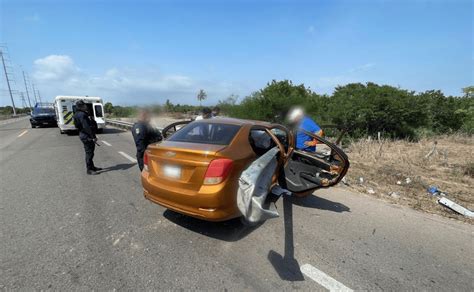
[132,109,163,171]
[73,100,102,175]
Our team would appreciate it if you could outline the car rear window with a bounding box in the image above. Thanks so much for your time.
[168,122,241,145]
[33,107,55,114]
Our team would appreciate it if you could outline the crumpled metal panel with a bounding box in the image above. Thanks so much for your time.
[237,147,280,223]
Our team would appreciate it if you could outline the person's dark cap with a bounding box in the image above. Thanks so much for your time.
[76,100,86,107]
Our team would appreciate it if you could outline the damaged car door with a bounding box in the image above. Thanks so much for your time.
[238,126,350,224]
[237,125,289,224]
[281,129,350,195]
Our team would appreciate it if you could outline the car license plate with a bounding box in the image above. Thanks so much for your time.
[163,165,181,179]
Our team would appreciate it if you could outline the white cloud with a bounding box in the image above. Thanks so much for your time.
[31,55,236,105]
[33,55,81,82]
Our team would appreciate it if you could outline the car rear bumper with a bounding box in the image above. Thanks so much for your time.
[141,172,240,221]
[30,118,57,125]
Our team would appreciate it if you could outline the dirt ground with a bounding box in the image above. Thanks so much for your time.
[343,135,474,223]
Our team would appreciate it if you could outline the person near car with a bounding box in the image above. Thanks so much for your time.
[195,107,213,120]
[287,107,323,152]
[212,106,221,118]
[73,100,102,175]
[132,109,163,171]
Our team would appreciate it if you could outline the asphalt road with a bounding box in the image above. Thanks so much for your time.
[1,118,473,291]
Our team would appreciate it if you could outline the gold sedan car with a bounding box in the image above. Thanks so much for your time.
[141,118,349,222]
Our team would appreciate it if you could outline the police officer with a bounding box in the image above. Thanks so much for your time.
[73,100,102,175]
[132,109,163,171]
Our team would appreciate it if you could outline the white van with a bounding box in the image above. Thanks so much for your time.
[54,96,106,134]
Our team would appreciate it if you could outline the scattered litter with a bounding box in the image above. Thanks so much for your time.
[389,192,400,199]
[427,186,447,196]
[396,181,402,185]
[405,178,411,184]
[341,177,349,186]
[367,188,375,194]
[359,177,364,184]
[427,186,439,195]
[438,197,474,218]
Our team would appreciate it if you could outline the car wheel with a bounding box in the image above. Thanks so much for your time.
[97,128,104,134]
[31,124,36,128]
[59,129,65,134]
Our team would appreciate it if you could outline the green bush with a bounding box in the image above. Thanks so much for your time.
[220,80,473,140]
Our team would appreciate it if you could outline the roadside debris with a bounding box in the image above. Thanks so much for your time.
[427,186,447,197]
[388,192,400,199]
[367,188,375,194]
[341,177,349,186]
[359,177,364,184]
[438,197,474,218]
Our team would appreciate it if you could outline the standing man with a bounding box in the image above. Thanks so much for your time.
[195,107,213,120]
[287,107,323,152]
[74,100,102,175]
[212,106,221,118]
[132,109,163,171]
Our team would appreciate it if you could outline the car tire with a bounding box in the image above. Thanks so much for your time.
[59,129,65,134]
[97,128,104,134]
[31,124,36,128]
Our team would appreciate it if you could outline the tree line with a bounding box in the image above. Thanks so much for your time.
[96,80,474,140]
[219,81,473,140]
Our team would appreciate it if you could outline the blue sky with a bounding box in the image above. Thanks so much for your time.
[1,0,472,106]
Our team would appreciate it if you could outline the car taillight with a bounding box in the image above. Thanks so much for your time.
[203,159,233,185]
[143,151,149,172]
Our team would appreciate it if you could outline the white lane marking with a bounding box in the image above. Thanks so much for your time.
[118,151,137,163]
[101,140,112,146]
[17,130,28,137]
[300,264,353,292]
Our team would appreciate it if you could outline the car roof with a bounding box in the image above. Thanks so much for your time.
[193,117,273,127]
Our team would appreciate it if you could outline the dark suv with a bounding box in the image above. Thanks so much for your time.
[30,105,57,128]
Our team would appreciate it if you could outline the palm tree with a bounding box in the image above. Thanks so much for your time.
[197,89,207,106]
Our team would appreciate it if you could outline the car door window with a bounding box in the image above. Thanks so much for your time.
[161,120,192,139]
[94,105,103,117]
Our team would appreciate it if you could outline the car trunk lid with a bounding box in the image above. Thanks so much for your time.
[146,141,227,192]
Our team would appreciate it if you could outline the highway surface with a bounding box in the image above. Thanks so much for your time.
[1,118,473,290]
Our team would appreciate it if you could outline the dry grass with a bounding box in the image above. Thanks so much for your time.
[343,134,474,223]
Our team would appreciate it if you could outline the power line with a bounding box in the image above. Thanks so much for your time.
[32,83,38,105]
[1,48,16,115]
[22,70,32,109]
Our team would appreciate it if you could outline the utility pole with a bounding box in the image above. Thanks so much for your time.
[22,71,32,109]
[32,83,38,105]
[37,89,42,103]
[20,92,28,108]
[1,49,17,115]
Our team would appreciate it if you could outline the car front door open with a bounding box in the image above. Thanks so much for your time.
[280,129,350,195]
[161,120,192,139]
